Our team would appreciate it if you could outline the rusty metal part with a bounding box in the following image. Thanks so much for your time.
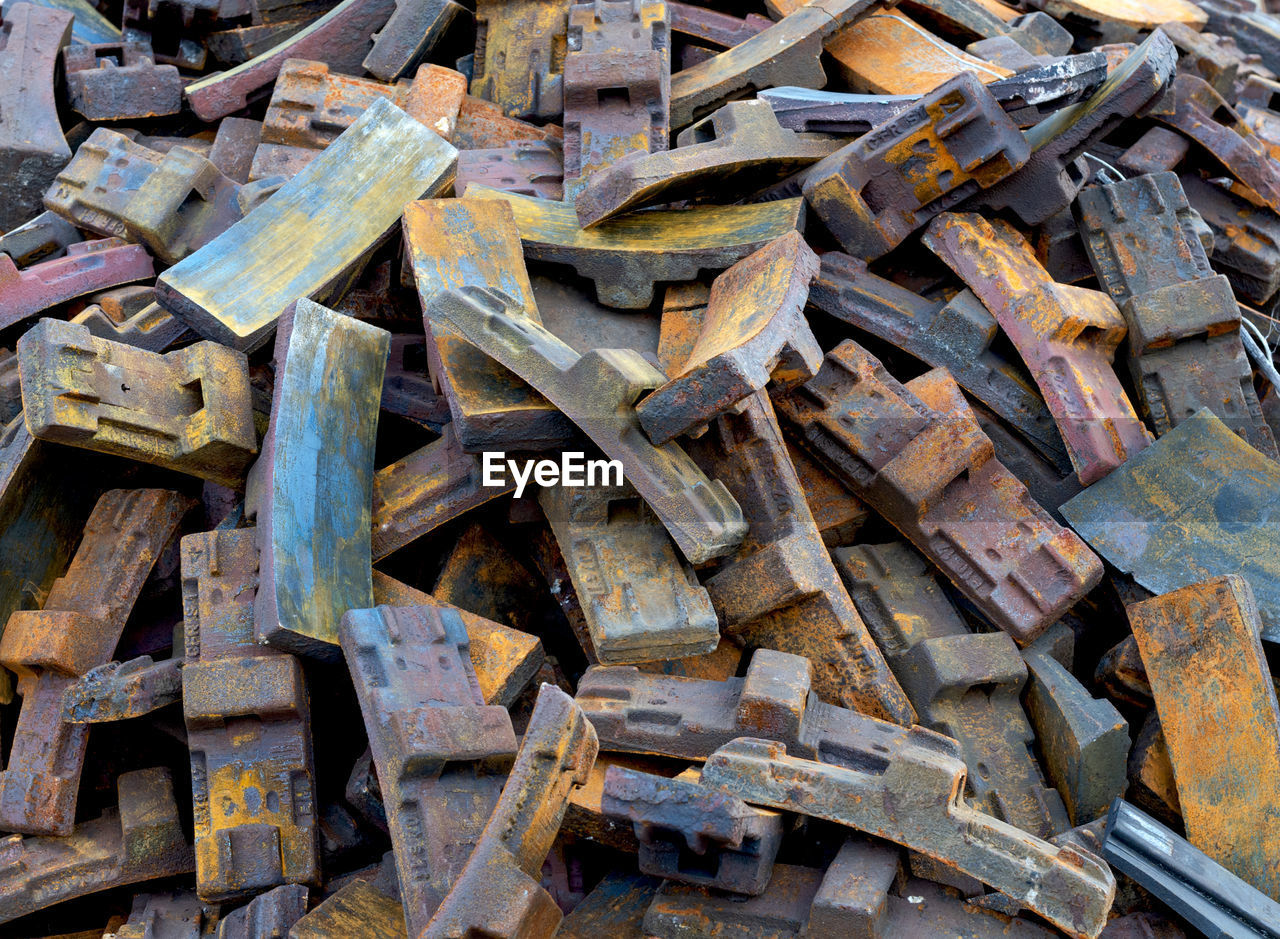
[967,30,1178,226]
[0,767,194,924]
[1094,634,1149,708]
[576,100,834,227]
[604,765,783,896]
[1196,0,1280,76]
[44,128,243,265]
[453,94,565,149]
[470,0,568,121]
[1154,75,1280,215]
[0,488,190,835]
[262,59,466,151]
[18,317,258,486]
[668,3,771,49]
[1075,171,1278,457]
[72,299,193,353]
[668,0,885,131]
[1180,171,1280,306]
[637,232,819,443]
[402,197,574,452]
[339,603,518,934]
[643,863,822,937]
[61,655,182,723]
[1062,410,1280,644]
[467,186,804,309]
[1026,0,1204,44]
[801,72,1028,260]
[364,0,461,81]
[370,425,514,562]
[109,890,216,939]
[290,853,407,939]
[776,339,1102,644]
[207,117,262,184]
[835,540,1068,839]
[181,527,319,902]
[563,752,681,849]
[422,683,597,939]
[62,42,181,120]
[924,211,1152,485]
[557,869,661,938]
[249,299,387,658]
[1102,798,1280,939]
[0,3,73,233]
[903,0,1072,55]
[380,333,451,431]
[371,571,542,708]
[686,393,913,723]
[425,285,746,565]
[456,141,565,200]
[1126,576,1280,899]
[1022,646,1128,827]
[562,0,670,199]
[0,239,155,331]
[0,210,81,268]
[216,883,308,939]
[811,252,1069,470]
[182,0,398,120]
[704,735,1115,938]
[580,647,911,759]
[1164,20,1270,97]
[539,480,719,664]
[1127,712,1182,826]
[820,10,1012,97]
[159,99,454,352]
[785,440,867,548]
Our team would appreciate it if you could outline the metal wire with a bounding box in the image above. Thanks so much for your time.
[1241,316,1280,391]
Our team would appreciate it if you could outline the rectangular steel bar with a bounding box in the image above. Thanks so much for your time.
[249,299,388,657]
[215,883,308,939]
[668,3,771,47]
[363,0,461,81]
[1125,576,1280,899]
[208,116,262,183]
[470,0,569,120]
[1061,409,1280,643]
[775,339,1102,644]
[453,94,565,149]
[786,440,867,548]
[965,30,1178,226]
[557,869,662,939]
[0,210,81,268]
[637,231,820,444]
[63,42,182,119]
[668,0,884,131]
[422,683,598,939]
[0,3,73,232]
[0,239,155,331]
[370,571,543,708]
[0,488,190,835]
[17,317,258,487]
[602,765,783,895]
[290,853,407,939]
[835,540,1069,839]
[538,481,720,664]
[701,736,1115,939]
[1021,646,1128,827]
[401,197,575,452]
[801,71,1028,260]
[923,211,1152,485]
[562,0,669,199]
[182,0,397,120]
[644,863,823,937]
[576,99,834,227]
[456,141,565,200]
[1074,171,1278,457]
[181,528,318,904]
[61,655,182,723]
[809,252,1069,471]
[157,98,455,352]
[261,59,466,150]
[0,767,194,925]
[687,393,914,724]
[466,186,804,309]
[1101,799,1280,939]
[424,284,746,565]
[339,604,518,935]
